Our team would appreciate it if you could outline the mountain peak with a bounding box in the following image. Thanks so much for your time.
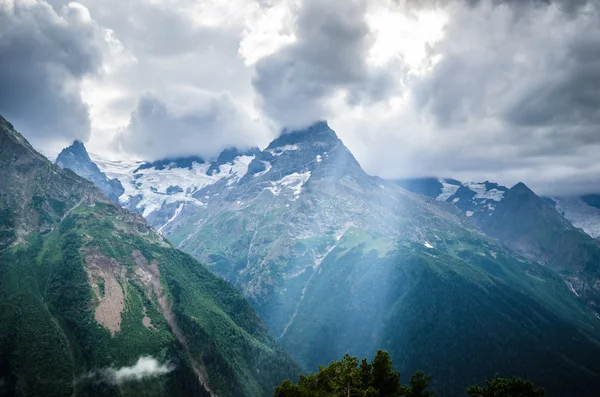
[55,139,124,203]
[0,114,47,164]
[207,146,260,175]
[58,139,91,162]
[0,114,14,130]
[511,182,534,194]
[267,120,340,150]
[281,120,330,134]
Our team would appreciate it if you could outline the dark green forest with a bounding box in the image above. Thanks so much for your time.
[275,351,546,397]
[0,117,300,396]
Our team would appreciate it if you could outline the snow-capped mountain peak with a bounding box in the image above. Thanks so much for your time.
[92,148,256,219]
[55,141,124,202]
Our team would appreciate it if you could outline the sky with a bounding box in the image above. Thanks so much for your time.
[1,0,599,196]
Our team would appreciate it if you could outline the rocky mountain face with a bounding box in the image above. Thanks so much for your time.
[55,140,125,202]
[396,177,600,315]
[79,121,600,396]
[0,115,299,397]
[553,194,600,240]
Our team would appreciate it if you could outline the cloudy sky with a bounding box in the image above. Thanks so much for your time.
[1,0,599,195]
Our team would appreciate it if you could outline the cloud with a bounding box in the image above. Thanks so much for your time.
[3,0,600,195]
[0,1,104,148]
[412,0,600,131]
[252,0,399,129]
[329,0,600,195]
[85,356,174,385]
[113,88,268,161]
[43,0,262,159]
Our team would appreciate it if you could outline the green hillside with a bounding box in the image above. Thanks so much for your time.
[0,115,300,397]
[279,231,600,396]
[154,123,600,396]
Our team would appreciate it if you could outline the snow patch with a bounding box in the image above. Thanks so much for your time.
[220,155,254,186]
[553,197,600,239]
[266,171,311,198]
[466,211,474,217]
[464,182,505,201]
[157,203,184,235]
[254,161,272,178]
[424,241,434,249]
[565,280,580,297]
[436,179,460,201]
[90,154,143,202]
[93,152,253,217]
[316,155,322,162]
[269,145,299,156]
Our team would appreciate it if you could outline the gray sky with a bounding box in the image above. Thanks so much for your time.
[1,0,599,195]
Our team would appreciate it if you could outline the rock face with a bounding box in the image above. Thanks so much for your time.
[84,120,600,396]
[55,140,125,202]
[397,177,600,317]
[396,178,600,243]
[553,194,600,240]
[0,115,300,397]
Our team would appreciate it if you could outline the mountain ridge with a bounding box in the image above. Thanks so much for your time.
[396,176,600,314]
[67,121,600,396]
[0,115,300,397]
[56,141,125,203]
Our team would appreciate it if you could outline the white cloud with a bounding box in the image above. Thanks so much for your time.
[113,87,268,161]
[3,0,600,194]
[0,0,105,150]
[239,0,298,65]
[111,356,173,384]
[85,356,174,385]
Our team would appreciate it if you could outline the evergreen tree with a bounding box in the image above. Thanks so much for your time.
[275,353,546,397]
[466,374,546,397]
[371,350,403,396]
[406,372,435,397]
[274,350,434,397]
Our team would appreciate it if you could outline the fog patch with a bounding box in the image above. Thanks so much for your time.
[84,356,174,385]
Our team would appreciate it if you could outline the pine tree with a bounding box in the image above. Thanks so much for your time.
[274,350,434,397]
[466,374,546,397]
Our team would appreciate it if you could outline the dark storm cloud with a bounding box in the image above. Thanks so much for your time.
[51,0,212,57]
[43,0,264,160]
[114,90,263,161]
[410,0,600,164]
[503,33,600,128]
[331,0,600,196]
[4,0,600,196]
[403,0,590,13]
[252,0,398,129]
[0,1,103,146]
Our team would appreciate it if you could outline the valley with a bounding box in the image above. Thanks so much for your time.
[56,120,600,396]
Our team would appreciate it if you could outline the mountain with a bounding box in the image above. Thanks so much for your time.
[86,146,259,232]
[0,115,300,397]
[55,141,125,202]
[396,178,600,314]
[396,179,600,242]
[82,121,600,396]
[553,194,600,240]
[393,177,462,199]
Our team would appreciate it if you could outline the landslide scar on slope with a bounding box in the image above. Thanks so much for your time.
[132,250,214,396]
[84,250,126,335]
